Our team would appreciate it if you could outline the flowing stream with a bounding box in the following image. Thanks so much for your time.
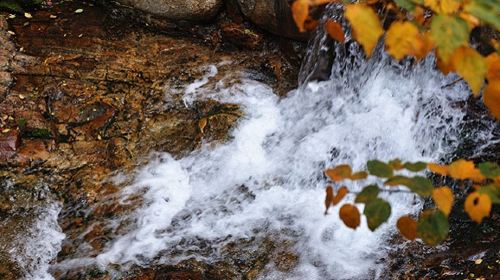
[15,7,499,280]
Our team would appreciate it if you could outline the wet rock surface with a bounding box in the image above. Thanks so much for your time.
[115,0,223,21]
[0,1,301,279]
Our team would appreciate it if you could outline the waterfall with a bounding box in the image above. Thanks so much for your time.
[24,5,499,280]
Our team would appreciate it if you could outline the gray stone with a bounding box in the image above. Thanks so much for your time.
[116,0,223,20]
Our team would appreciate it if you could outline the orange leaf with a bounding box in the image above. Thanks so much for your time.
[414,32,435,61]
[339,204,361,229]
[325,164,352,182]
[436,52,455,75]
[413,7,426,25]
[432,187,454,216]
[424,0,462,14]
[345,4,383,57]
[448,159,484,181]
[332,186,349,205]
[310,0,339,5]
[397,215,417,240]
[484,80,500,120]
[350,171,368,180]
[325,185,334,214]
[486,53,500,82]
[428,163,449,176]
[325,19,345,43]
[464,192,492,223]
[385,21,421,60]
[450,46,487,96]
[292,0,310,33]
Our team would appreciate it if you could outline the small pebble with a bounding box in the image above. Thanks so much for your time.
[7,31,15,35]
[18,94,26,100]
[24,12,32,19]
[50,15,58,19]
[97,134,102,140]
[78,33,83,38]
[2,128,10,133]
[8,14,16,19]
[474,258,482,265]
[74,9,84,14]
[23,22,30,27]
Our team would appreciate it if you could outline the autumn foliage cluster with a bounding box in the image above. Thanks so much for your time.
[291,0,500,120]
[324,160,500,245]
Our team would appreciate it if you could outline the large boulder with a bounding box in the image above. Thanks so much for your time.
[115,0,223,20]
[236,0,308,40]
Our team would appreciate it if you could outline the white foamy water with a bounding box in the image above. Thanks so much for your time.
[78,53,493,279]
[10,202,65,280]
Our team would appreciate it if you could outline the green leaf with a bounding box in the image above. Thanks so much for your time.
[384,176,432,197]
[464,0,500,30]
[417,210,449,245]
[394,0,416,11]
[355,185,380,203]
[406,176,433,197]
[367,160,394,178]
[384,175,412,186]
[478,162,500,179]
[364,198,391,231]
[478,184,500,204]
[430,15,469,62]
[404,161,427,172]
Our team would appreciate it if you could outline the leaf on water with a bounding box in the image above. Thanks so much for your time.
[428,163,449,176]
[325,19,345,43]
[385,21,421,60]
[325,185,334,214]
[432,187,454,216]
[417,209,449,245]
[367,160,393,178]
[292,0,309,33]
[364,198,391,231]
[448,159,485,182]
[404,161,428,172]
[483,80,500,120]
[464,192,492,223]
[355,184,379,203]
[478,162,500,179]
[464,0,500,30]
[430,14,469,62]
[397,215,417,240]
[477,184,500,204]
[345,4,383,57]
[332,186,349,205]
[325,164,352,181]
[450,46,487,95]
[339,204,361,229]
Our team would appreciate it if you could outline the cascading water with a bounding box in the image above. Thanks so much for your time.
[26,5,499,280]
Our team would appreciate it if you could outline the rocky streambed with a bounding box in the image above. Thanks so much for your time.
[0,1,499,280]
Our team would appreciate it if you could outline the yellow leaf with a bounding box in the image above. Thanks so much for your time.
[484,80,500,120]
[432,187,454,216]
[339,204,361,229]
[385,21,421,60]
[464,192,492,223]
[332,186,349,205]
[459,12,480,29]
[428,163,449,176]
[424,0,462,14]
[485,53,500,82]
[292,0,310,33]
[325,164,352,181]
[448,159,484,181]
[350,171,368,180]
[436,52,455,75]
[397,215,417,240]
[325,19,345,43]
[450,46,487,95]
[345,4,383,57]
